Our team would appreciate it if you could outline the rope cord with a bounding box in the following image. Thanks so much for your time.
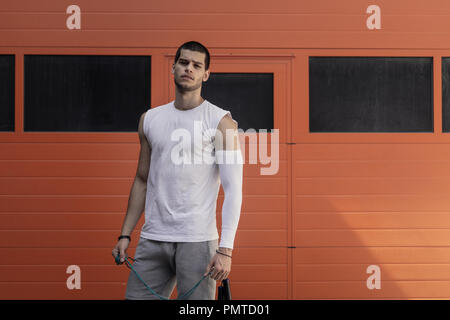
[115,255,212,300]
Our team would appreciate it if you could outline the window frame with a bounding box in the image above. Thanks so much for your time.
[308,56,433,134]
[23,54,152,133]
[293,50,443,144]
[0,47,160,144]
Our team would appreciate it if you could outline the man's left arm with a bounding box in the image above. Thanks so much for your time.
[204,114,243,281]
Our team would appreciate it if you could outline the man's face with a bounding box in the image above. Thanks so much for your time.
[172,49,210,92]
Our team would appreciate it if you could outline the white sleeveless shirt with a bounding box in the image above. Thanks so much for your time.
[140,99,235,243]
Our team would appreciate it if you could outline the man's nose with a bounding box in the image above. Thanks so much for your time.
[185,63,194,72]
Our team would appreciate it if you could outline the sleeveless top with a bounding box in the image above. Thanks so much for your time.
[140,99,236,242]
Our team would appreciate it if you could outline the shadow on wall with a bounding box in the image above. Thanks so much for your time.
[294,197,406,299]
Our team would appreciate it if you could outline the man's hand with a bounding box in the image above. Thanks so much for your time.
[204,248,232,281]
[111,238,130,264]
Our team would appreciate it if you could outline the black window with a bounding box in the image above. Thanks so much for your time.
[0,55,15,131]
[202,73,273,131]
[441,58,450,132]
[24,55,151,132]
[309,57,433,132]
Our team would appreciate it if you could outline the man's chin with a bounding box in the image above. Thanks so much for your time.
[175,82,199,92]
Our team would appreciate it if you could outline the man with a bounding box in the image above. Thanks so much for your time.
[111,41,244,300]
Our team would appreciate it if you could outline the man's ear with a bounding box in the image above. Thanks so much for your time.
[203,69,210,82]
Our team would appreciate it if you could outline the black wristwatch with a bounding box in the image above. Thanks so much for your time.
[118,235,131,241]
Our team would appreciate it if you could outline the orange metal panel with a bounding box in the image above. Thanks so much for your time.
[296,212,450,229]
[295,264,450,281]
[4,0,450,300]
[294,247,450,264]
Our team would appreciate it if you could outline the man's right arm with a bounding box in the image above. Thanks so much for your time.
[112,111,151,262]
[121,111,151,236]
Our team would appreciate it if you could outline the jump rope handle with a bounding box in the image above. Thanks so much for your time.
[115,253,130,265]
[218,278,232,300]
[114,253,121,265]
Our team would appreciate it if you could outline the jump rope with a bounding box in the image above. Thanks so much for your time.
[114,254,231,300]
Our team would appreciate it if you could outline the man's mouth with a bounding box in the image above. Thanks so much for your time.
[181,75,193,80]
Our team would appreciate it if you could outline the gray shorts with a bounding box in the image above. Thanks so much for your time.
[124,237,218,300]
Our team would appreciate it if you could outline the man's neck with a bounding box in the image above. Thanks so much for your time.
[174,91,204,111]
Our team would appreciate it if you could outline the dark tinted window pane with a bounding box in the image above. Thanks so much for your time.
[309,57,433,132]
[202,73,273,131]
[25,55,151,132]
[0,55,14,131]
[441,58,450,132]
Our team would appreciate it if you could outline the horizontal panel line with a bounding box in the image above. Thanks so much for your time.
[298,194,443,196]
[0,46,446,50]
[0,230,133,231]
[0,229,288,231]
[295,280,450,283]
[5,246,450,252]
[0,264,288,267]
[0,265,128,268]
[0,160,137,162]
[295,176,450,178]
[295,177,450,180]
[0,177,135,180]
[0,195,286,198]
[3,228,450,231]
[0,212,127,215]
[293,246,450,248]
[295,211,450,213]
[2,246,449,248]
[292,142,450,145]
[0,28,394,32]
[295,193,440,198]
[0,195,286,197]
[295,212,450,214]
[5,263,449,267]
[0,140,282,144]
[0,246,288,249]
[0,159,288,162]
[0,12,422,16]
[295,228,450,230]
[0,282,125,284]
[0,246,288,250]
[301,298,450,300]
[0,195,129,198]
[294,261,450,266]
[0,178,285,182]
[0,229,134,231]
[0,210,282,213]
[294,160,450,162]
[0,264,450,268]
[295,263,450,265]
[0,281,286,284]
[4,29,450,33]
[0,212,286,215]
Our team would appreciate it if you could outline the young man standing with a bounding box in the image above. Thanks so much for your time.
[111,41,244,300]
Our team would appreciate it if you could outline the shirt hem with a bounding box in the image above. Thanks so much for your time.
[140,231,219,243]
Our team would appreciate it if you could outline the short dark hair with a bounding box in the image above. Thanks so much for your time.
[174,41,210,70]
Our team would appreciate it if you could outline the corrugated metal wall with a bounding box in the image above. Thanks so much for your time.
[2,0,450,299]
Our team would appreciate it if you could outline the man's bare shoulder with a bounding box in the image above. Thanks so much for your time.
[216,113,239,150]
[217,114,238,132]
